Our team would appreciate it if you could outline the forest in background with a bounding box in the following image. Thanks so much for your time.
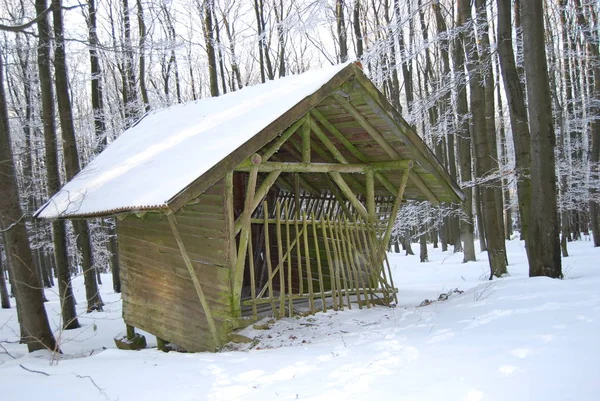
[0,0,598,352]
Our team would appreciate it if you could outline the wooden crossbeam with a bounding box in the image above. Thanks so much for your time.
[235,160,413,174]
[166,213,220,349]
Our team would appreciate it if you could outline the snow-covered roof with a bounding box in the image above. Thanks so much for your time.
[36,63,352,219]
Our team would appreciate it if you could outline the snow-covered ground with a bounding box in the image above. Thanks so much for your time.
[1,237,599,401]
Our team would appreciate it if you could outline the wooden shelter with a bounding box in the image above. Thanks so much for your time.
[36,62,464,352]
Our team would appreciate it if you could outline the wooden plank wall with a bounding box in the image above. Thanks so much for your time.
[118,178,234,352]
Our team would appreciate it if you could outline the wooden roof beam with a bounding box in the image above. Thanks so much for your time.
[332,92,440,205]
[312,108,400,197]
[350,78,464,203]
[235,160,413,174]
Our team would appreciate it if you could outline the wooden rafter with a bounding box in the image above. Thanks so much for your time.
[311,108,400,196]
[332,93,440,204]
[351,78,464,203]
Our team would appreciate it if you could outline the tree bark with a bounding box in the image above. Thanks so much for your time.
[36,0,80,329]
[335,0,348,62]
[475,0,507,263]
[0,45,57,352]
[573,0,600,247]
[459,0,506,277]
[520,0,562,278]
[353,0,363,58]
[53,0,104,310]
[136,0,150,111]
[203,0,219,96]
[453,5,476,263]
[0,248,10,308]
[497,0,532,245]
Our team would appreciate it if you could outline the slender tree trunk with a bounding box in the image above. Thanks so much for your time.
[0,250,10,308]
[336,0,348,62]
[475,0,508,265]
[420,232,428,262]
[453,13,476,263]
[203,0,219,96]
[353,0,363,58]
[136,0,150,111]
[574,0,600,247]
[459,0,506,277]
[433,1,461,252]
[36,0,80,329]
[521,0,562,278]
[497,0,532,246]
[0,46,57,352]
[53,0,104,311]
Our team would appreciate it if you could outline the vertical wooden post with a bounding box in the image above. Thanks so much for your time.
[167,213,221,349]
[232,155,261,317]
[276,202,285,317]
[345,218,370,308]
[225,171,237,277]
[263,200,277,317]
[328,218,349,309]
[337,219,360,308]
[126,324,135,340]
[312,212,327,312]
[321,216,338,311]
[294,210,304,296]
[302,211,315,312]
[248,228,257,321]
[285,200,293,316]
[302,115,311,163]
[366,167,375,221]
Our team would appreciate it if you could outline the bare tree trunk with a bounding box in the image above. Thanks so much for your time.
[476,0,507,264]
[53,0,104,311]
[453,9,476,263]
[36,0,80,329]
[574,0,600,247]
[0,45,57,352]
[335,0,348,62]
[203,0,219,96]
[353,0,363,58]
[222,12,242,90]
[136,0,150,111]
[0,249,10,308]
[459,0,506,277]
[521,0,562,278]
[497,0,532,246]
[420,232,428,262]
